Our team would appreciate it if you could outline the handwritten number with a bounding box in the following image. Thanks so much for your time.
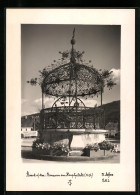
[68,179,72,186]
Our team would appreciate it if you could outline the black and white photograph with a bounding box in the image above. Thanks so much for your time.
[21,25,120,163]
[6,9,135,191]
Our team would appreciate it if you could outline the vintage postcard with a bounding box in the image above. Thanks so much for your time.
[6,9,135,191]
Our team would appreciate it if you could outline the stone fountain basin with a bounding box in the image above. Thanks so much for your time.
[43,128,109,134]
[41,129,109,150]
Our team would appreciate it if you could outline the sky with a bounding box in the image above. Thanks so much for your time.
[21,24,120,116]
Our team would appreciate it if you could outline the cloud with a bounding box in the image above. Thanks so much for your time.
[110,68,120,84]
[33,96,98,109]
[22,96,98,116]
[21,98,27,104]
[21,111,31,116]
[34,97,54,108]
[81,98,98,107]
[21,98,40,116]
[21,97,54,116]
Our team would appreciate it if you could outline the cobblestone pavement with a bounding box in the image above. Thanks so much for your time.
[22,153,120,164]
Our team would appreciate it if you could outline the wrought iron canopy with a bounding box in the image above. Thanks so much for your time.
[42,62,101,97]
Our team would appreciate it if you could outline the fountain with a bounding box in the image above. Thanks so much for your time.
[27,28,116,158]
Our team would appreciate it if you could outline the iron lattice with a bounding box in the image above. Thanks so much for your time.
[27,29,116,130]
[43,62,101,97]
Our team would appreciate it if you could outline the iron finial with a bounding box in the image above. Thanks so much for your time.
[71,28,76,45]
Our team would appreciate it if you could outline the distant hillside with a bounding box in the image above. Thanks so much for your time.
[102,100,120,125]
[86,100,120,129]
[21,100,120,130]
